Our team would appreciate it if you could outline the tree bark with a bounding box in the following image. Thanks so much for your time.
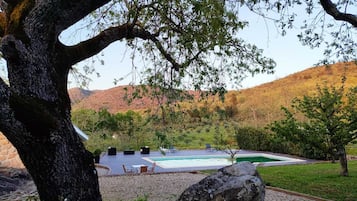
[0,35,103,200]
[18,123,102,201]
[0,0,118,200]
[1,44,103,201]
[337,146,349,177]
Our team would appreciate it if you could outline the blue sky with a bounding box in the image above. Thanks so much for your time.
[65,7,326,91]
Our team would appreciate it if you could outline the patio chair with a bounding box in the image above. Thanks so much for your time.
[159,146,169,153]
[169,145,177,153]
[140,165,148,173]
[122,165,135,174]
[205,144,216,152]
[147,163,156,173]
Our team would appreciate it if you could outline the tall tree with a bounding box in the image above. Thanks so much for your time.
[270,79,357,176]
[0,0,354,200]
[0,1,274,200]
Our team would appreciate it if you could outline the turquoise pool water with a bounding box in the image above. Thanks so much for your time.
[144,153,302,169]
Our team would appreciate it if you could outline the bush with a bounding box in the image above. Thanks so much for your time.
[234,127,272,151]
[235,126,301,156]
[269,136,299,155]
[93,149,102,156]
[299,144,329,160]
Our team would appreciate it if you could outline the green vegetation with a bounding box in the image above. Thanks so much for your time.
[257,161,357,201]
[270,79,357,176]
[72,108,239,153]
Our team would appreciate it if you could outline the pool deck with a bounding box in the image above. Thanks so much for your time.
[98,149,311,175]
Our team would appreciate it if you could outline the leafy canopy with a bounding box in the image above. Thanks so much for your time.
[77,0,276,96]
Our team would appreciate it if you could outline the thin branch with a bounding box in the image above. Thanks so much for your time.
[320,0,357,27]
[149,36,181,71]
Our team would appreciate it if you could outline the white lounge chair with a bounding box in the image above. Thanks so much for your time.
[147,163,156,173]
[122,165,136,174]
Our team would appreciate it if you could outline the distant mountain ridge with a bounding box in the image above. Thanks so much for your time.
[69,62,357,117]
[68,88,94,104]
[69,86,157,113]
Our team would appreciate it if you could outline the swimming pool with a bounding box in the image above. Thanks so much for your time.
[144,153,305,169]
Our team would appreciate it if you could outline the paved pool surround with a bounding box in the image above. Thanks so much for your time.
[99,149,310,175]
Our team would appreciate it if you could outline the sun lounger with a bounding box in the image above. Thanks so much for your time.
[122,165,135,174]
[147,163,156,173]
[160,146,177,153]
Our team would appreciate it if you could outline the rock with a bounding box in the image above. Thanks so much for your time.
[0,175,19,195]
[178,162,265,201]
[0,167,34,197]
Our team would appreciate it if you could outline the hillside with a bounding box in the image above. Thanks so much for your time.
[68,88,94,104]
[69,85,158,113]
[235,61,357,126]
[69,62,357,125]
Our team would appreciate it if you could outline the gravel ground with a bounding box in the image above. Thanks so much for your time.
[99,173,322,201]
[1,172,324,201]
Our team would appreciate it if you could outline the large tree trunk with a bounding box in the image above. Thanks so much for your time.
[337,146,348,177]
[0,34,103,201]
[0,44,103,200]
[0,0,112,200]
[17,122,102,200]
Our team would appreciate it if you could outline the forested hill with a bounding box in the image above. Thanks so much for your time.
[69,62,357,125]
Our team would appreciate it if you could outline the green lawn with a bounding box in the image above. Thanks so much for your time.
[257,160,357,201]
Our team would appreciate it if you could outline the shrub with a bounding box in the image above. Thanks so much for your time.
[234,127,272,151]
[299,144,329,160]
[235,126,301,156]
[269,135,299,155]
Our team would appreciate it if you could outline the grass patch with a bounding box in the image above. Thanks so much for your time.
[257,160,357,201]
[201,161,357,200]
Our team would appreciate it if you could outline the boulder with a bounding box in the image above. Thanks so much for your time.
[178,162,265,201]
[0,168,31,196]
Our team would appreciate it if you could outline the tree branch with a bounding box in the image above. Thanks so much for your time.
[320,0,357,27]
[149,36,182,71]
[65,23,135,65]
[24,0,111,36]
[65,23,182,73]
[55,0,111,32]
